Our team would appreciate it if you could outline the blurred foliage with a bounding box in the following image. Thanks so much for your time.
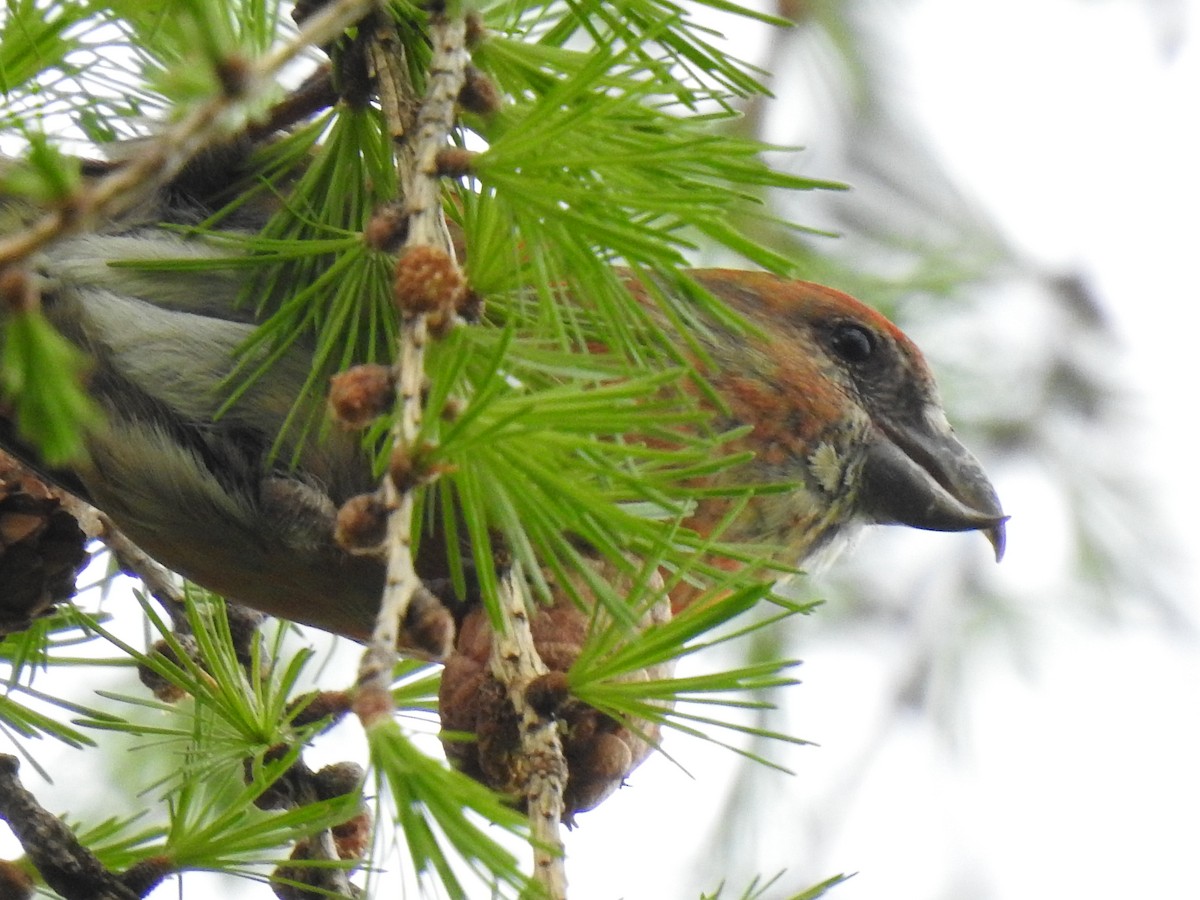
[682,0,1192,894]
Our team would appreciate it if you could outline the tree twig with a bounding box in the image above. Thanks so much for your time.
[0,754,170,900]
[55,494,189,632]
[490,564,570,900]
[355,11,468,714]
[0,0,378,268]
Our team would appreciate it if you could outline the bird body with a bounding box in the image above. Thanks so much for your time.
[4,225,1004,640]
[17,228,387,636]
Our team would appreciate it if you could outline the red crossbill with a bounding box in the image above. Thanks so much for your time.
[2,227,1003,640]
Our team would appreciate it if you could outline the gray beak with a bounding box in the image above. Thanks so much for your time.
[859,410,1007,561]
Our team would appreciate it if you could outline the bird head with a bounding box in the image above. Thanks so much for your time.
[672,270,1006,567]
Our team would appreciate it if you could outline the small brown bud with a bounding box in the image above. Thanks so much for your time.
[216,55,252,98]
[137,637,198,703]
[312,761,365,800]
[465,10,487,48]
[363,203,408,252]
[525,671,570,717]
[329,364,396,429]
[457,288,485,323]
[388,441,440,493]
[334,493,388,554]
[458,65,502,116]
[441,395,467,421]
[0,267,37,314]
[388,446,416,492]
[288,690,353,729]
[393,245,466,315]
[434,147,477,179]
[402,586,455,659]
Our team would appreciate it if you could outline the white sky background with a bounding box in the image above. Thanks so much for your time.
[4,2,1199,899]
[568,2,1200,899]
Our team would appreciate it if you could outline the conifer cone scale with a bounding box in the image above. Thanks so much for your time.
[0,451,89,634]
[438,563,672,821]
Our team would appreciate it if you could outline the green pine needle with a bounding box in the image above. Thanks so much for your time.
[0,309,103,465]
[368,720,531,898]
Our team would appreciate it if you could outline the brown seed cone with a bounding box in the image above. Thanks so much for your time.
[329,807,372,861]
[458,66,502,116]
[438,566,672,819]
[271,837,361,900]
[334,493,389,554]
[393,245,466,316]
[137,636,199,704]
[328,364,395,430]
[0,452,89,635]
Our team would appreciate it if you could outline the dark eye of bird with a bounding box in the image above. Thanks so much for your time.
[830,323,876,364]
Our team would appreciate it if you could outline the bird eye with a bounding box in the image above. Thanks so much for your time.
[830,323,876,364]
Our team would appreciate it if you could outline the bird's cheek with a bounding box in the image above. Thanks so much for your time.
[806,442,847,495]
